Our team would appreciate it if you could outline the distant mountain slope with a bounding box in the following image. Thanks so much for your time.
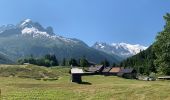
[92,42,147,59]
[0,19,120,63]
[0,52,13,64]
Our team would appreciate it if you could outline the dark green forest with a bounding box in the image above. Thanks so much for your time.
[120,46,156,75]
[18,54,90,67]
[121,13,170,75]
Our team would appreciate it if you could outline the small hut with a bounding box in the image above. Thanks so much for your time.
[70,67,95,83]
[71,68,84,83]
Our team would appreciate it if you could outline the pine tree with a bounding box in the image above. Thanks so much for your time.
[101,59,110,67]
[69,58,78,66]
[61,58,66,66]
[44,54,59,66]
[112,63,116,67]
[80,56,89,67]
[153,13,170,75]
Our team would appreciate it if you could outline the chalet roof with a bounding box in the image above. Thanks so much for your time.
[102,67,112,72]
[109,67,122,73]
[88,65,103,72]
[119,68,134,73]
[71,68,84,74]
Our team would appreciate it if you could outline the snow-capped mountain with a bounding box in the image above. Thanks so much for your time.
[19,19,55,36]
[92,42,148,58]
[0,19,86,45]
[0,24,16,33]
[0,19,120,63]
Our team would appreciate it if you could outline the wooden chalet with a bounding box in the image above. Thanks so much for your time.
[87,65,104,74]
[70,66,137,83]
[118,68,137,79]
[109,67,123,75]
[102,67,112,75]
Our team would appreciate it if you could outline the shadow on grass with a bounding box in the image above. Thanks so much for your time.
[79,81,92,85]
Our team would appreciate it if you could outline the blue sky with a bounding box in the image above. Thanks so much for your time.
[0,0,170,46]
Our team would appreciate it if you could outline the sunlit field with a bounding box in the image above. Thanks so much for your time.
[0,65,170,100]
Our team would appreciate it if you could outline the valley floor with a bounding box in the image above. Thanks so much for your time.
[0,75,170,100]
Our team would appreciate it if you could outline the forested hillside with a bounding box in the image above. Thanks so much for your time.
[121,13,170,75]
[120,46,156,75]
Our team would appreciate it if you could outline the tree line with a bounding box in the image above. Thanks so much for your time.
[18,54,90,67]
[18,54,59,67]
[18,54,117,67]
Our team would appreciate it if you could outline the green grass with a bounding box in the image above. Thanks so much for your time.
[0,65,70,80]
[0,65,170,100]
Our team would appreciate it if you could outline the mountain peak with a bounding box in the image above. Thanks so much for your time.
[19,19,33,28]
[17,19,56,37]
[25,19,31,21]
[0,19,83,44]
[23,19,32,23]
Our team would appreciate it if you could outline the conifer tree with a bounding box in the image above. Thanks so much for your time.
[101,59,110,67]
[61,58,66,66]
[80,56,89,67]
[153,13,170,75]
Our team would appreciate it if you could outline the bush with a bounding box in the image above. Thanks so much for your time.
[149,72,157,80]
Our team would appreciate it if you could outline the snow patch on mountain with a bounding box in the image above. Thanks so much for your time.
[22,27,50,37]
[0,24,16,33]
[21,26,78,43]
[20,19,31,27]
[93,42,148,58]
[98,43,105,48]
[113,42,147,55]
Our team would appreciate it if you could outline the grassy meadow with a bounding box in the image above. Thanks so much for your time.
[0,65,170,100]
